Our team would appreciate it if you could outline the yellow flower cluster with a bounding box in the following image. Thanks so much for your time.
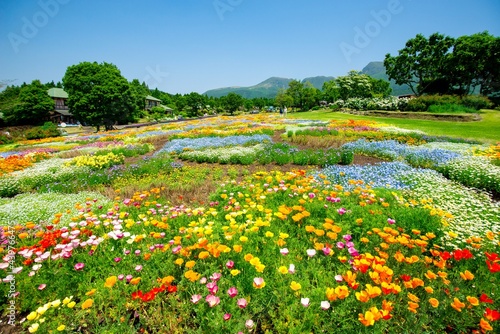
[65,152,124,169]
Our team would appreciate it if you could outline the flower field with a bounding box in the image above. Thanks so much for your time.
[0,114,499,333]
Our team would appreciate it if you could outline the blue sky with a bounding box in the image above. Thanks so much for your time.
[1,0,499,94]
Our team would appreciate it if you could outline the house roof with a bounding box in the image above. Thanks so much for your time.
[160,104,173,111]
[54,110,73,116]
[47,88,68,99]
[145,95,162,102]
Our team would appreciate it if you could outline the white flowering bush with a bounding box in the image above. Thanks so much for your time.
[0,192,111,225]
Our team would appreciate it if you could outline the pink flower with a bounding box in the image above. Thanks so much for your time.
[308,192,316,199]
[343,234,352,241]
[253,277,265,288]
[38,284,46,290]
[335,274,343,282]
[387,218,396,225]
[237,298,248,308]
[322,247,332,256]
[223,313,232,321]
[320,301,330,310]
[245,319,255,329]
[301,298,310,307]
[226,260,235,269]
[306,249,316,257]
[199,277,207,284]
[280,248,289,256]
[227,287,238,298]
[210,272,222,282]
[288,264,296,274]
[206,282,219,294]
[337,208,347,215]
[191,294,202,304]
[134,250,141,256]
[205,294,220,307]
[336,242,345,249]
[74,263,85,271]
[114,257,122,262]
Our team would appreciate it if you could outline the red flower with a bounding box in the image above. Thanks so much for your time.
[141,291,156,302]
[453,249,473,261]
[167,285,177,293]
[400,274,412,282]
[487,260,500,273]
[480,293,494,304]
[440,251,451,261]
[485,252,499,262]
[485,308,500,321]
[131,290,144,300]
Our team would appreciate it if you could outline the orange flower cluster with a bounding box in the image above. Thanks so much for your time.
[0,152,51,175]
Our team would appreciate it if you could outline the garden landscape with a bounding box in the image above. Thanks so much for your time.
[0,108,499,333]
[1,1,500,332]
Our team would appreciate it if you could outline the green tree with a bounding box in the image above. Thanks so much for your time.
[335,71,372,100]
[223,92,244,115]
[129,79,149,117]
[0,85,22,124]
[275,88,293,108]
[286,80,304,110]
[322,80,340,103]
[369,77,392,97]
[384,33,454,95]
[173,94,186,113]
[184,92,206,117]
[301,83,320,110]
[3,80,53,125]
[63,62,136,130]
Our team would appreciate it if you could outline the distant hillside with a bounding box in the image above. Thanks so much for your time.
[361,61,413,96]
[204,77,292,99]
[204,62,413,98]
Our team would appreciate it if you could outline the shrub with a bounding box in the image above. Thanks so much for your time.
[339,149,354,165]
[460,95,493,110]
[25,122,61,140]
[428,103,477,113]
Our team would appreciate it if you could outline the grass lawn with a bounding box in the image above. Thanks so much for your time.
[289,109,500,143]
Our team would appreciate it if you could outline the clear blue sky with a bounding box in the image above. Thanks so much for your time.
[1,0,499,94]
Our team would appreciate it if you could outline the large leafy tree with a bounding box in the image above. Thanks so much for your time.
[275,88,293,108]
[222,92,244,115]
[184,92,206,117]
[384,33,454,95]
[286,80,304,110]
[3,80,53,125]
[335,71,373,100]
[62,62,136,130]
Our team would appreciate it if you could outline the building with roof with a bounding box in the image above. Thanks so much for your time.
[47,88,76,124]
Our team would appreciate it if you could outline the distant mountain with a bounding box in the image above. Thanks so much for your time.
[360,61,413,96]
[204,62,413,98]
[204,77,292,99]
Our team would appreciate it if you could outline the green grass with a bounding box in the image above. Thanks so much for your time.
[290,109,500,143]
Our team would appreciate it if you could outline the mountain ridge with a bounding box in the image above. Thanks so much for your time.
[203,62,412,98]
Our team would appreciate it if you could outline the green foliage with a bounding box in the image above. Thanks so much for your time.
[3,80,54,125]
[184,92,207,117]
[25,122,61,140]
[401,95,492,112]
[339,149,354,165]
[222,92,244,115]
[62,62,137,130]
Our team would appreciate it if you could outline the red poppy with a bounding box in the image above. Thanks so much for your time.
[485,252,499,262]
[485,308,500,321]
[480,293,493,304]
[141,291,156,302]
[440,251,451,261]
[167,285,177,293]
[400,274,412,282]
[131,291,143,300]
[487,260,500,273]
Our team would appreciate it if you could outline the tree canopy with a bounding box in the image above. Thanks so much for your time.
[384,31,499,97]
[62,62,137,130]
[2,80,53,125]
